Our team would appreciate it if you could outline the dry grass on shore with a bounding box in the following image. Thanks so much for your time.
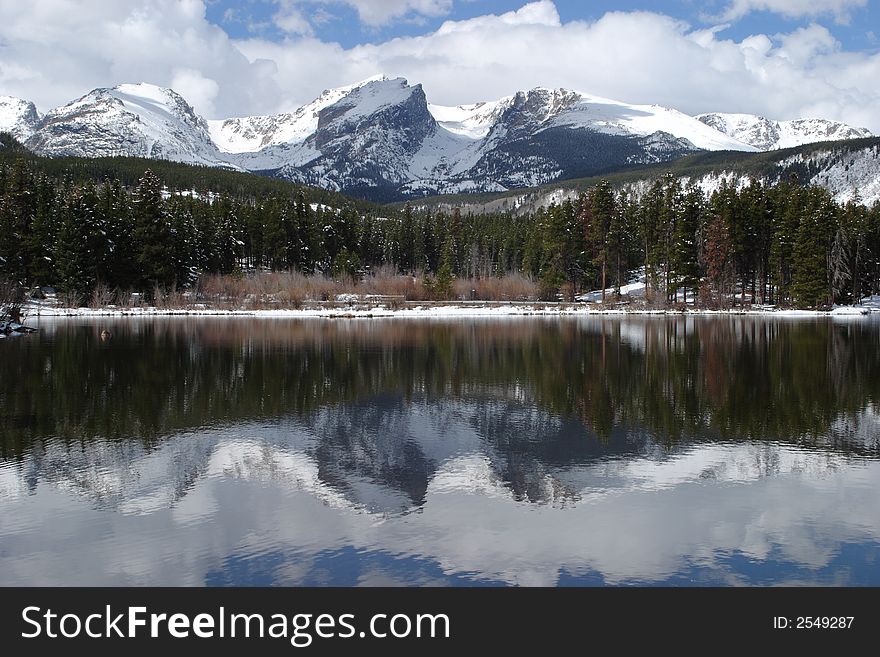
[75,269,543,310]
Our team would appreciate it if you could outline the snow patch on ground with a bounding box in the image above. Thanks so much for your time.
[832,296,880,316]
[24,300,860,320]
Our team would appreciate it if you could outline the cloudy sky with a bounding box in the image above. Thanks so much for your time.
[1,0,879,130]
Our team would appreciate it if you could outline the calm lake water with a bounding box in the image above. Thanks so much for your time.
[2,316,879,586]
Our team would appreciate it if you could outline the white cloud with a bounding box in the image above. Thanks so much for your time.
[0,0,878,133]
[327,0,454,27]
[0,0,281,118]
[237,3,880,130]
[720,0,867,23]
[273,3,315,36]
[272,0,454,30]
[170,68,220,116]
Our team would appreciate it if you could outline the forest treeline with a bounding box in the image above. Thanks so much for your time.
[1,154,879,308]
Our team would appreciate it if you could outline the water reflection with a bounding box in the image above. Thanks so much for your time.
[1,316,879,586]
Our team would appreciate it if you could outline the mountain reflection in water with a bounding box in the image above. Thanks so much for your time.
[1,316,878,586]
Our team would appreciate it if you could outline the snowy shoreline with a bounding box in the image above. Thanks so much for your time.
[20,301,879,320]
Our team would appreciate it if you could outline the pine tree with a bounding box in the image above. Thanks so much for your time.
[864,202,880,298]
[660,174,680,300]
[99,179,136,290]
[358,214,385,272]
[543,199,589,300]
[398,203,416,273]
[709,183,744,304]
[24,174,58,286]
[588,181,615,301]
[521,207,546,278]
[615,190,641,295]
[290,192,315,271]
[331,247,361,280]
[792,188,837,308]
[0,159,37,285]
[669,186,703,303]
[831,200,868,304]
[261,196,286,270]
[449,207,464,276]
[640,181,665,300]
[214,196,242,275]
[54,182,104,300]
[168,196,199,286]
[736,179,767,303]
[703,213,733,306]
[434,233,455,300]
[768,183,800,306]
[132,170,174,293]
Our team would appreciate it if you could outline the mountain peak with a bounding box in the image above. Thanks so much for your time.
[26,81,227,167]
[207,75,413,154]
[114,82,176,98]
[349,73,396,86]
[0,95,40,141]
[321,76,422,125]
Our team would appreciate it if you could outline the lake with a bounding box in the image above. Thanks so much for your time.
[1,316,879,586]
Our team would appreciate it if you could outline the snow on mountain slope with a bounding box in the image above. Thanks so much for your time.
[208,75,390,153]
[404,87,756,196]
[675,143,880,206]
[776,143,880,205]
[220,82,756,197]
[25,83,231,167]
[553,93,755,152]
[408,124,480,179]
[222,76,437,177]
[0,95,40,142]
[775,118,872,149]
[696,112,872,150]
[429,99,509,139]
[432,88,754,152]
[272,77,440,192]
[446,140,880,218]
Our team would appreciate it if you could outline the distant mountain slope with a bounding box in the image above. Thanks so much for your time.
[696,113,871,151]
[404,138,880,215]
[0,134,377,214]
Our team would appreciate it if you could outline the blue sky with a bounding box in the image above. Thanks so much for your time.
[1,1,878,130]
[206,0,880,52]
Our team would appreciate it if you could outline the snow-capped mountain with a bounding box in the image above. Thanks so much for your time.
[207,74,390,153]
[221,78,756,197]
[11,77,875,200]
[19,77,757,198]
[24,83,231,167]
[696,113,872,151]
[403,87,756,195]
[247,77,441,196]
[0,95,41,142]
